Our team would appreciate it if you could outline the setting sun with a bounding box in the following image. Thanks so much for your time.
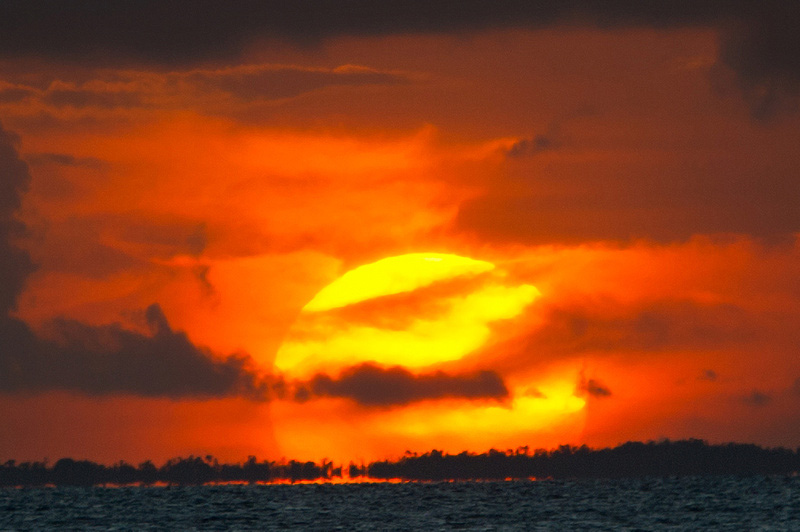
[271,253,586,461]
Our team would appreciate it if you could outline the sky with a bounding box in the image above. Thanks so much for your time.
[2,1,800,464]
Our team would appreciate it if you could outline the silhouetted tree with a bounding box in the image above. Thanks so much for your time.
[1,440,798,487]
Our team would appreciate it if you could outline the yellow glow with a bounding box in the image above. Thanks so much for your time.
[276,281,539,378]
[303,253,495,312]
[272,252,586,461]
[379,382,586,438]
[270,379,588,462]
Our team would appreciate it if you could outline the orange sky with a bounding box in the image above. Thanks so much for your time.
[1,4,800,465]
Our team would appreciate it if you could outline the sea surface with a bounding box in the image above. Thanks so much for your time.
[1,475,798,530]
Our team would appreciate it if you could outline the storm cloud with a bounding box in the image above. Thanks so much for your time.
[0,2,798,113]
[301,363,509,407]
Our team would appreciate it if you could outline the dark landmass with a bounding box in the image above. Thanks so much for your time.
[2,439,798,487]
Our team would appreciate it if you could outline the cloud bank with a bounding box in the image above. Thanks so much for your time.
[1,2,798,114]
[0,122,265,399]
[0,125,35,314]
[297,363,509,407]
[0,64,408,113]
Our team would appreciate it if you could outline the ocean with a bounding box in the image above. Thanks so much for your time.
[1,475,798,530]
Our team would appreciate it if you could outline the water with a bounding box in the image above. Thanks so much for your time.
[1,476,798,530]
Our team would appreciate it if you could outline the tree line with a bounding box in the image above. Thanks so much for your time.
[2,439,798,487]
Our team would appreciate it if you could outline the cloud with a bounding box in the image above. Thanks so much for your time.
[41,84,145,109]
[506,134,557,158]
[699,369,718,381]
[0,84,35,103]
[458,155,800,244]
[742,389,771,407]
[0,122,265,399]
[506,118,566,158]
[0,64,409,113]
[25,152,108,169]
[0,2,797,114]
[28,215,211,279]
[576,371,612,398]
[506,108,593,158]
[0,122,35,314]
[527,299,756,356]
[301,363,509,407]
[183,64,407,101]
[7,304,267,399]
[718,8,800,120]
[581,378,612,398]
[115,218,208,258]
[0,303,267,399]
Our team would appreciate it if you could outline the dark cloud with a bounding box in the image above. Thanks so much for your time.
[0,122,35,314]
[5,304,267,399]
[0,85,35,103]
[184,64,407,101]
[44,239,142,279]
[529,299,756,355]
[0,122,264,399]
[742,389,771,407]
[472,298,769,378]
[0,2,797,114]
[792,378,800,397]
[506,134,557,158]
[579,377,612,398]
[586,379,611,398]
[457,154,800,244]
[25,152,108,169]
[293,385,311,403]
[305,363,508,407]
[116,218,208,258]
[0,81,147,111]
[0,304,266,399]
[506,116,570,158]
[699,369,718,381]
[27,217,145,279]
[0,302,268,400]
[0,65,408,112]
[506,109,592,158]
[192,264,216,298]
[718,7,800,120]
[29,216,210,280]
[0,2,750,60]
[41,86,144,109]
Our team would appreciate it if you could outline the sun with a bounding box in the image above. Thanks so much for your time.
[275,253,538,377]
[271,252,586,462]
[303,253,496,312]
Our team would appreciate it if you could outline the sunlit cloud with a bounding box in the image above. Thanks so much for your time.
[1,3,800,464]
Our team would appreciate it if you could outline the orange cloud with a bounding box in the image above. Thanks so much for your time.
[1,19,800,466]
